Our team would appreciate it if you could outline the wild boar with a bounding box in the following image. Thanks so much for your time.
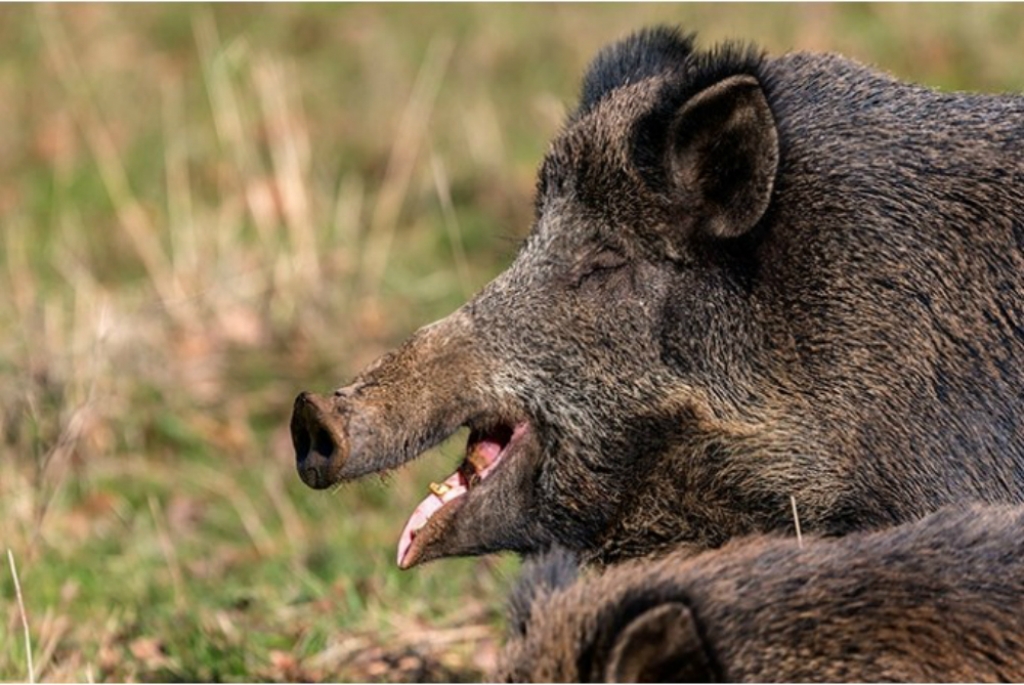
[499,505,1024,683]
[291,26,1024,568]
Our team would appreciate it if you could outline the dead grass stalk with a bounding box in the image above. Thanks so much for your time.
[7,549,35,683]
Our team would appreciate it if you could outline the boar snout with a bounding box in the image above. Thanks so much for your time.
[290,308,551,566]
[291,391,349,489]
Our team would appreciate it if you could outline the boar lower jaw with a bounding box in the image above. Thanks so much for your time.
[397,421,528,569]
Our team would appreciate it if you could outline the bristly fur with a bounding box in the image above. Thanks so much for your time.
[507,547,580,637]
[576,27,697,118]
[575,26,766,118]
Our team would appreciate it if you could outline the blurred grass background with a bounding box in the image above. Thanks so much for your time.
[1,4,1022,682]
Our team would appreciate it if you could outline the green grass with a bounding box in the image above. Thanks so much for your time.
[2,4,1024,681]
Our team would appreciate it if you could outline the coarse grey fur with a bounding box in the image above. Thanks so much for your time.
[500,505,1024,683]
[292,27,1024,567]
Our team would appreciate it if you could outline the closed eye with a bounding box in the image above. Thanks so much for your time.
[573,250,629,287]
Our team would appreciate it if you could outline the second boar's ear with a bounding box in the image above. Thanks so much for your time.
[604,602,715,683]
[668,74,778,239]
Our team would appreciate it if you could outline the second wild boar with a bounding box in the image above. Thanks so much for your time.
[500,505,1024,683]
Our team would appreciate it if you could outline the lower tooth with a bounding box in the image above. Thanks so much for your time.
[429,482,451,497]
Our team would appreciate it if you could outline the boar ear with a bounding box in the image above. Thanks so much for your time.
[668,74,778,239]
[604,602,715,683]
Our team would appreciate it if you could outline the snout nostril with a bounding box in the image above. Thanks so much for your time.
[313,426,335,459]
[292,422,312,464]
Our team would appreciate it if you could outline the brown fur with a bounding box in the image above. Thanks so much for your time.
[500,505,1024,683]
[292,27,1024,567]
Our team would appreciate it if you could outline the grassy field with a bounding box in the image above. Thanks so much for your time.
[2,4,1023,682]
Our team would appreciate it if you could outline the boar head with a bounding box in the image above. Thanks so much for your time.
[291,28,829,568]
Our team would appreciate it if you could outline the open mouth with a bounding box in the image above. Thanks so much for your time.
[397,420,528,568]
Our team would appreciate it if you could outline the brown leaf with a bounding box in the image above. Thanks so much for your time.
[129,636,171,670]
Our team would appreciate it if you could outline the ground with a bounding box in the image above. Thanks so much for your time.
[1,4,1022,682]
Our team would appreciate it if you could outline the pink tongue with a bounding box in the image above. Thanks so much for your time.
[395,438,506,567]
[468,439,503,476]
[397,469,466,567]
